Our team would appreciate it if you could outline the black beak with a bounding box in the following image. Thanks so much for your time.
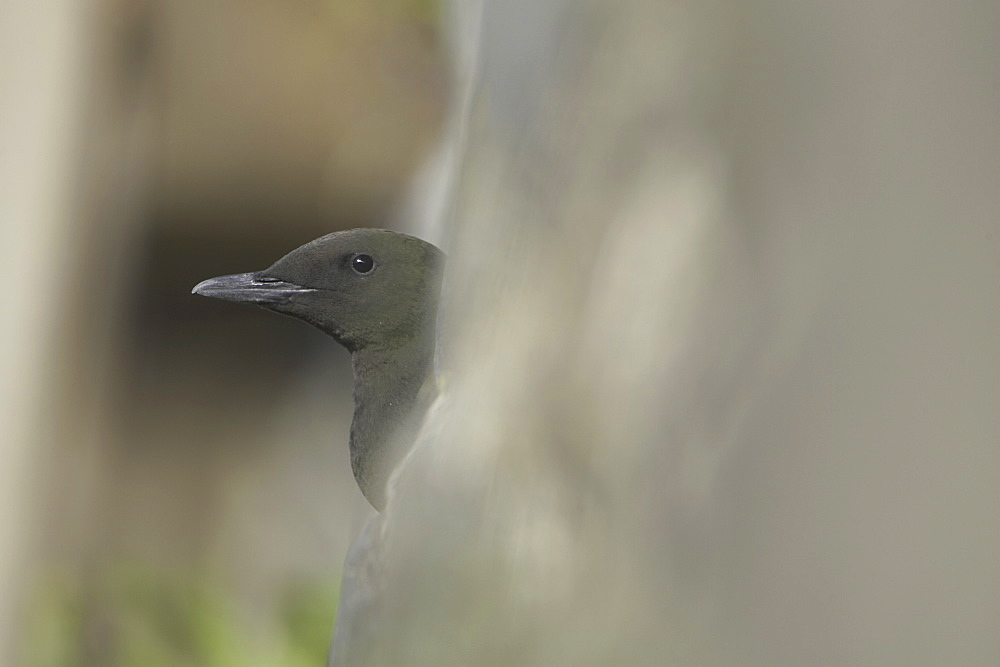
[192,272,317,305]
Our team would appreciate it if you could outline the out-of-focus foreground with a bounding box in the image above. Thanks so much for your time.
[357,1,1000,665]
[3,0,999,665]
[2,1,443,664]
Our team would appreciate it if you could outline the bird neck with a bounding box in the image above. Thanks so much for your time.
[348,335,436,510]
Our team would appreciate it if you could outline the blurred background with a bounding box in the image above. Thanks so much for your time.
[3,1,445,663]
[4,1,1000,665]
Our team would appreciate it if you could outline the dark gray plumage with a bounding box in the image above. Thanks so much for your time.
[193,228,444,511]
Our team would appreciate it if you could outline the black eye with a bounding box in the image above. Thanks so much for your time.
[351,254,375,274]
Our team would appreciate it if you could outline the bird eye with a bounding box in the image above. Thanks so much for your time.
[351,254,375,274]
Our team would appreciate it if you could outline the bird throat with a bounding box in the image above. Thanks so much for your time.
[348,336,436,511]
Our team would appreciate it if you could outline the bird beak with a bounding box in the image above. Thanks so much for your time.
[192,272,317,305]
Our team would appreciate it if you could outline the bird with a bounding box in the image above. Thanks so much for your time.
[193,228,445,511]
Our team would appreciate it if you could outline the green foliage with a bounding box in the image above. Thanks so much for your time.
[280,581,340,665]
[22,564,338,667]
[394,0,442,24]
[342,0,442,25]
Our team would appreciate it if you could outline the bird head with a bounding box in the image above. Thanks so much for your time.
[193,228,445,352]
